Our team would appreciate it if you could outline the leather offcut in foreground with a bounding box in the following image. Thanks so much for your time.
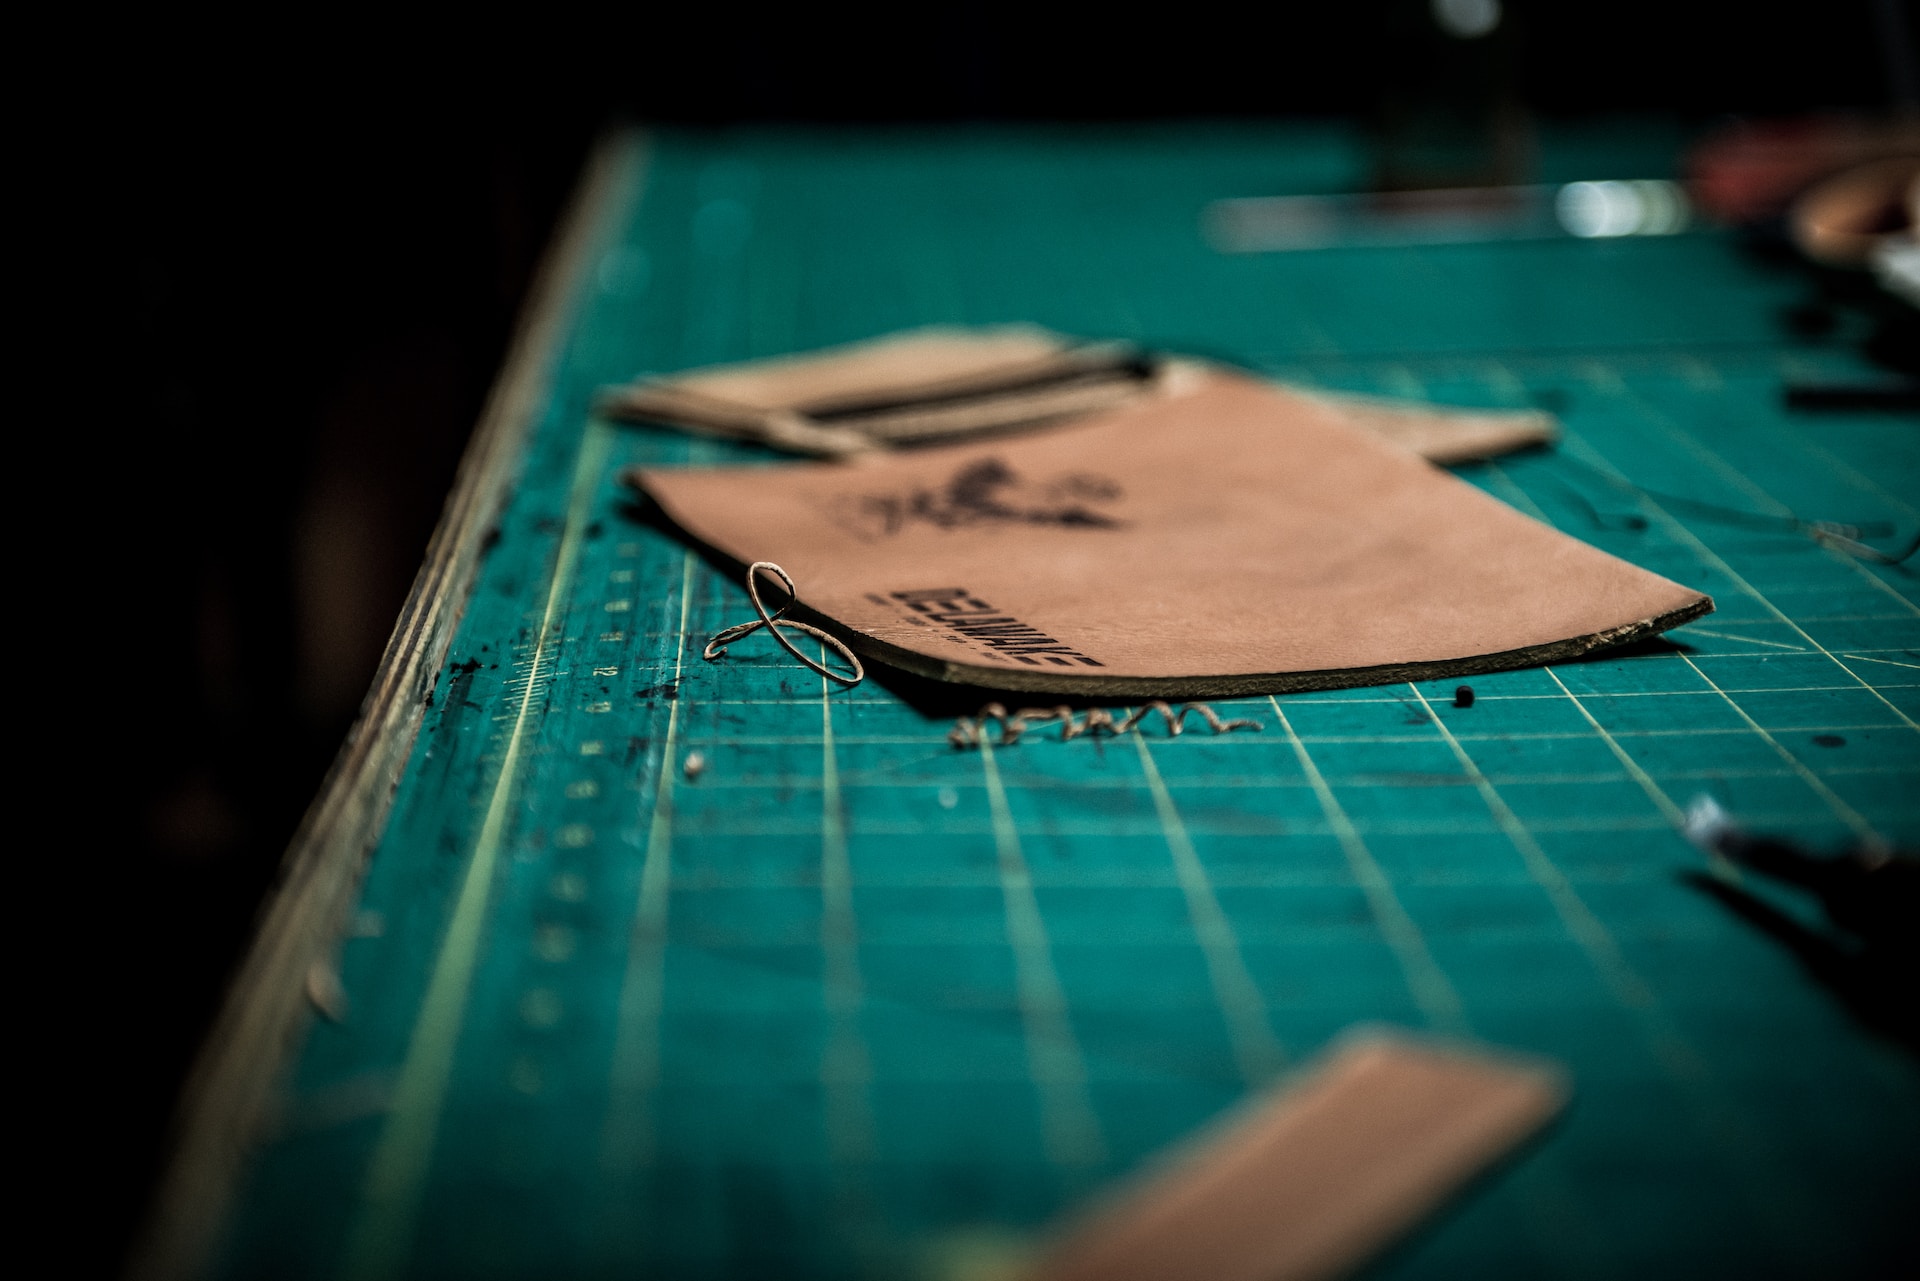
[631,375,1711,697]
[1032,1031,1569,1281]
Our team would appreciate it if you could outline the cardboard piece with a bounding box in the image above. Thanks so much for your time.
[632,375,1710,697]
[1033,1031,1569,1281]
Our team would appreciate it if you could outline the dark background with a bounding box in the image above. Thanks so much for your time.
[94,2,1914,1273]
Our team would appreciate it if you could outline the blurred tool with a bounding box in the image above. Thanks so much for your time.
[1684,116,1920,226]
[1720,130,1920,410]
[1684,797,1918,1050]
[1790,155,1919,267]
[1206,181,1689,253]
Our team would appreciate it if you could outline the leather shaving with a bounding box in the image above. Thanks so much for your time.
[949,700,1261,748]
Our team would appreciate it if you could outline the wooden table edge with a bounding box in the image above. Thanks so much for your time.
[124,129,651,1281]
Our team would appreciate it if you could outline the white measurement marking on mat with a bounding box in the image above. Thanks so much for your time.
[341,419,614,1281]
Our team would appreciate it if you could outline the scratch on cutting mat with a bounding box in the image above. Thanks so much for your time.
[949,700,1260,748]
[1681,628,1808,652]
[1841,652,1920,671]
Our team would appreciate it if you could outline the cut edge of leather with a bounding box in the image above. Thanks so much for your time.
[848,595,1716,698]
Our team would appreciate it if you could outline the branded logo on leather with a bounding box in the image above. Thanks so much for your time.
[884,588,1105,667]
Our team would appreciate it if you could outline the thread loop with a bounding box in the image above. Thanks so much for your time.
[705,561,865,686]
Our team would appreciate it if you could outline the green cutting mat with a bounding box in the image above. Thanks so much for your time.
[214,124,1918,1280]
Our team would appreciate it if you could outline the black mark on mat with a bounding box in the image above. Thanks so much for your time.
[435,657,487,713]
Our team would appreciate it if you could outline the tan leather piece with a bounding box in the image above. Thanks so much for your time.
[635,325,1071,409]
[600,328,1557,465]
[599,326,1161,458]
[1032,1032,1569,1281]
[634,375,1710,697]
